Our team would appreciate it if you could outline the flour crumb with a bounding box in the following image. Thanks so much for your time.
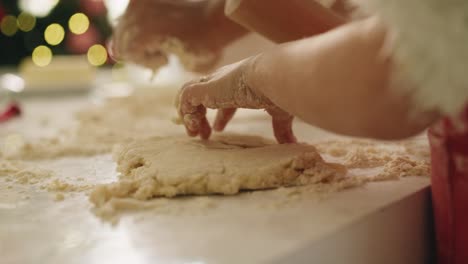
[0,160,54,185]
[376,156,430,180]
[0,160,91,201]
[54,193,65,202]
[46,179,91,193]
[344,148,393,168]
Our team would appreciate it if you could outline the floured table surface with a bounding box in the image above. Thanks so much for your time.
[0,86,431,264]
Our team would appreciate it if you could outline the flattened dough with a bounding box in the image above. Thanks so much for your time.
[90,135,346,205]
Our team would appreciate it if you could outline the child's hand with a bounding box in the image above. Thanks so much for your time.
[176,57,296,144]
[110,0,245,73]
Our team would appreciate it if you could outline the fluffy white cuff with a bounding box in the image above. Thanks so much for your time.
[351,0,468,115]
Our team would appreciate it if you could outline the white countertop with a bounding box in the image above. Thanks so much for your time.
[0,90,433,264]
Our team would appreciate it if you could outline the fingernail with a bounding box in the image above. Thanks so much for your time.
[184,114,200,130]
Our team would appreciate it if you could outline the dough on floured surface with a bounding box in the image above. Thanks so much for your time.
[90,135,346,205]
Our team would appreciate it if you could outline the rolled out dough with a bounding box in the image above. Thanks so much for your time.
[90,135,346,205]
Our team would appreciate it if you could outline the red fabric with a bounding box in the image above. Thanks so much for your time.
[0,103,21,123]
[429,105,468,264]
[0,4,5,21]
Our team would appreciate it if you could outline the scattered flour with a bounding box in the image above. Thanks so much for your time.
[0,160,90,201]
[0,88,181,160]
[44,179,92,193]
[0,89,431,221]
[0,160,53,185]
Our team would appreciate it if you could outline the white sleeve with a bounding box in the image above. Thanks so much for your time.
[350,0,468,115]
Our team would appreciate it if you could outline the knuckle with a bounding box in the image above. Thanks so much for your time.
[178,86,194,109]
[178,83,192,100]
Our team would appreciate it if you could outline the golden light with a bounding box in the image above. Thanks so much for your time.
[44,23,65,46]
[32,45,53,67]
[17,12,36,32]
[1,15,18,36]
[69,13,90,35]
[87,44,108,66]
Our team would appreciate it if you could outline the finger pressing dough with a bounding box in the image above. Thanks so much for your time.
[90,135,346,205]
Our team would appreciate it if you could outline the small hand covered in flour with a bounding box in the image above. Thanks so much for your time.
[177,57,296,144]
[110,0,246,72]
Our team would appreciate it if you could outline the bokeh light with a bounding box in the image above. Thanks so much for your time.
[1,15,18,36]
[69,13,90,35]
[17,12,36,32]
[87,44,107,66]
[65,24,100,54]
[44,23,65,46]
[0,74,25,93]
[32,45,53,67]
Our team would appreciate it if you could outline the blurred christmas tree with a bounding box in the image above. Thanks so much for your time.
[0,0,113,66]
